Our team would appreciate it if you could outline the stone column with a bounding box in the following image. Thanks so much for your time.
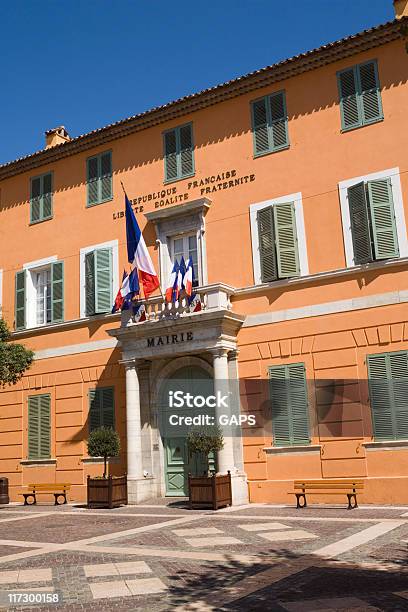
[124,360,143,480]
[212,348,235,474]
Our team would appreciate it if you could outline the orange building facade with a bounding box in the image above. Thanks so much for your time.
[1,7,408,505]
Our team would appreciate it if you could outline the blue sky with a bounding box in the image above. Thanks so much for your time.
[0,0,393,165]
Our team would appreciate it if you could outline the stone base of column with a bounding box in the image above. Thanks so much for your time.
[230,472,249,506]
[127,476,159,504]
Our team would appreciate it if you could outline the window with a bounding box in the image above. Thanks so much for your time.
[347,177,399,264]
[28,394,51,459]
[171,233,199,287]
[257,202,299,282]
[86,151,112,206]
[251,91,289,157]
[163,123,194,183]
[269,363,310,447]
[337,60,383,131]
[85,248,113,316]
[89,387,115,432]
[30,173,53,224]
[15,261,64,331]
[368,351,408,442]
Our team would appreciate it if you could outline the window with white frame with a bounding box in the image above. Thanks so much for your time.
[250,193,309,285]
[145,200,209,290]
[15,257,64,331]
[34,268,52,325]
[338,168,408,268]
[79,240,119,318]
[171,233,199,287]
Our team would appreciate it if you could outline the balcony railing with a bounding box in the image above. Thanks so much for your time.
[121,283,234,327]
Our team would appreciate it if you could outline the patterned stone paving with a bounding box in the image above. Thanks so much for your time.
[0,502,408,610]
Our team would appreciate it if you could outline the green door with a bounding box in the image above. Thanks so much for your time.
[162,365,216,496]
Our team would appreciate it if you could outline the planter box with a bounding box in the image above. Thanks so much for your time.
[87,474,127,509]
[188,471,232,510]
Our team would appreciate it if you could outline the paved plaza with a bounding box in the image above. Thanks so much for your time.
[0,501,408,610]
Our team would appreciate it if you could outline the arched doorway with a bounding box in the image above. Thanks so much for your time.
[160,365,216,496]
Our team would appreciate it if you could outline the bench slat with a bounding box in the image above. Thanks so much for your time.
[294,484,364,490]
[294,480,364,485]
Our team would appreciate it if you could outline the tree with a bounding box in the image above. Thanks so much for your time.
[187,426,224,477]
[87,426,121,478]
[0,318,34,387]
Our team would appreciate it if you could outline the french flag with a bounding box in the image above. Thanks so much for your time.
[177,256,186,296]
[112,269,140,313]
[165,260,180,303]
[184,256,194,297]
[125,195,160,298]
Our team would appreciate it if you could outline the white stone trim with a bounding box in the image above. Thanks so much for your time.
[243,289,408,328]
[79,240,119,319]
[263,445,321,455]
[362,440,408,451]
[22,255,58,329]
[338,167,407,268]
[250,192,309,285]
[34,338,117,360]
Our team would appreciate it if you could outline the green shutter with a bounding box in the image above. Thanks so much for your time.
[101,388,115,428]
[252,98,270,156]
[87,156,99,206]
[273,202,299,278]
[368,351,408,441]
[338,67,360,130]
[164,129,178,182]
[15,270,26,330]
[179,124,194,177]
[89,387,115,432]
[95,248,112,313]
[347,182,373,265]
[28,394,51,459]
[51,261,64,323]
[389,352,408,440]
[30,177,42,223]
[85,251,96,316]
[358,61,383,125]
[100,152,112,202]
[28,396,40,459]
[338,61,383,131]
[270,363,309,446]
[257,207,277,282]
[367,178,399,260]
[269,91,288,150]
[42,173,53,220]
[30,174,52,223]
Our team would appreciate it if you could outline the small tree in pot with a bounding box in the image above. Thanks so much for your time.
[87,426,120,478]
[87,427,127,508]
[187,426,231,510]
[187,426,224,476]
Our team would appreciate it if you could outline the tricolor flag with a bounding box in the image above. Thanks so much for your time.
[184,257,194,297]
[111,268,140,313]
[125,195,160,298]
[132,302,147,322]
[177,256,186,295]
[165,260,180,303]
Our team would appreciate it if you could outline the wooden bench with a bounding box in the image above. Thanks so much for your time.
[21,483,71,506]
[291,479,364,510]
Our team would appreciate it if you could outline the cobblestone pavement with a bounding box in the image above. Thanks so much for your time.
[0,501,408,611]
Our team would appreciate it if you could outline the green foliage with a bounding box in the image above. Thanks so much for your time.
[88,426,121,478]
[0,318,34,387]
[187,426,224,476]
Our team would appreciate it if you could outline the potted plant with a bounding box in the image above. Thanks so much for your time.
[187,426,232,510]
[86,427,127,509]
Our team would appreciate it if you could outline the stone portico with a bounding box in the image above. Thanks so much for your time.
[108,284,248,505]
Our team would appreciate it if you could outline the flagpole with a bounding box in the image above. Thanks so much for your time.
[121,180,166,304]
